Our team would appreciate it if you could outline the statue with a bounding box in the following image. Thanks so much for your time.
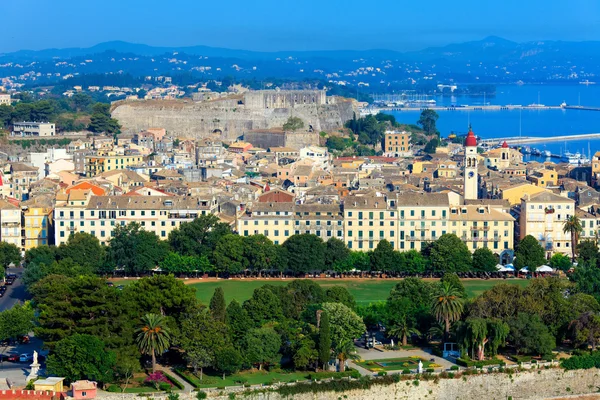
[33,351,38,365]
[418,360,423,374]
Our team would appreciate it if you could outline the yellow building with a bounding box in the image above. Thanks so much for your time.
[384,130,411,157]
[527,169,559,187]
[345,194,396,251]
[22,197,54,250]
[519,191,575,257]
[592,151,600,186]
[501,182,549,206]
[54,192,218,245]
[85,152,145,177]
[435,161,458,178]
[483,142,523,171]
[34,377,65,393]
[238,202,343,245]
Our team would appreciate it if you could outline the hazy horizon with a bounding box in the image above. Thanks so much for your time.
[2,0,600,53]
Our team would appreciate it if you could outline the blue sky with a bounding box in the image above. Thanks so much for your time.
[2,0,599,52]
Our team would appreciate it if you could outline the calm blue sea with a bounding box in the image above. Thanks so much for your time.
[384,84,600,160]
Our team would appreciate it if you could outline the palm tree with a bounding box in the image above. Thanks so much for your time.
[431,282,464,341]
[335,339,360,372]
[388,317,421,347]
[136,313,171,372]
[563,215,583,261]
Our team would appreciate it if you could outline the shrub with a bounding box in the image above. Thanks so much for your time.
[425,368,434,373]
[378,371,387,376]
[402,369,411,375]
[106,385,121,393]
[163,372,185,390]
[456,358,503,368]
[450,366,459,371]
[145,372,172,389]
[159,382,172,392]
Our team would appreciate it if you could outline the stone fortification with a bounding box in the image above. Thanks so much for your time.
[93,368,600,400]
[111,90,356,142]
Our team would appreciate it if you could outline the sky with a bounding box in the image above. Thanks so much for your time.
[1,0,600,53]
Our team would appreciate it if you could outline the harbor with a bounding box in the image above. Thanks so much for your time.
[479,132,600,146]
[361,103,599,115]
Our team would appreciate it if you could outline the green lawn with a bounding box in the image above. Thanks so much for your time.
[177,368,356,388]
[357,356,438,372]
[189,278,529,306]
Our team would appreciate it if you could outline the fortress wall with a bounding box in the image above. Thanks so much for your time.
[111,95,356,141]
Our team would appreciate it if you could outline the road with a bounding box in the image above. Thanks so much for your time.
[0,268,30,312]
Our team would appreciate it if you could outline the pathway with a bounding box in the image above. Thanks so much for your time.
[155,365,195,394]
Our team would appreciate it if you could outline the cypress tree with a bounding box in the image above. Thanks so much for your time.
[318,311,332,370]
[209,287,227,323]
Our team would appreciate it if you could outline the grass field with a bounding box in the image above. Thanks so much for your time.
[357,357,437,372]
[188,278,529,306]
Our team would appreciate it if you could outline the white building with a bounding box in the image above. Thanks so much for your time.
[0,93,10,105]
[30,148,71,179]
[300,146,329,170]
[12,122,55,137]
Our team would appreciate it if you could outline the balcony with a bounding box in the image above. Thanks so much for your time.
[470,226,490,231]
[67,226,78,231]
[1,221,20,227]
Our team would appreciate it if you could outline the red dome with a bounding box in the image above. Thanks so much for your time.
[502,141,509,148]
[465,129,477,147]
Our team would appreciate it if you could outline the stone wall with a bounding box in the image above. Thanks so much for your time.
[87,368,600,400]
[110,94,356,141]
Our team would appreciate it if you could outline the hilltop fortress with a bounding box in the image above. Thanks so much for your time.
[111,90,357,146]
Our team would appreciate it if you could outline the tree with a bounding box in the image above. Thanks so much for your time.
[549,253,572,272]
[168,215,231,258]
[325,287,357,310]
[243,235,277,274]
[577,240,599,266]
[105,222,169,275]
[0,242,20,271]
[431,281,464,340]
[243,327,282,370]
[213,234,245,275]
[318,311,332,370]
[388,315,420,347]
[429,234,472,273]
[136,313,171,372]
[514,235,546,269]
[387,278,436,334]
[334,339,360,372]
[397,250,427,274]
[508,313,555,356]
[334,251,370,273]
[370,240,396,271]
[209,288,227,323]
[417,109,439,136]
[472,247,498,272]
[179,310,228,380]
[243,287,284,326]
[455,318,508,361]
[58,232,105,273]
[321,302,365,348]
[214,347,243,380]
[226,299,253,347]
[88,112,120,134]
[0,302,35,341]
[571,262,600,303]
[468,283,523,321]
[283,116,305,132]
[440,273,467,299]
[325,238,350,270]
[563,215,583,260]
[25,245,57,267]
[569,312,600,351]
[283,234,326,274]
[47,334,116,384]
[423,138,439,154]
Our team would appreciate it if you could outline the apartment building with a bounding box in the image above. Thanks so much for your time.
[54,192,218,245]
[12,122,55,137]
[344,194,397,251]
[396,193,450,252]
[85,152,145,177]
[8,163,39,201]
[384,130,411,157]
[519,191,575,257]
[22,196,54,249]
[0,199,21,248]
[238,201,343,245]
[0,93,10,105]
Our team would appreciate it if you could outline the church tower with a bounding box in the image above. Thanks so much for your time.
[464,127,478,200]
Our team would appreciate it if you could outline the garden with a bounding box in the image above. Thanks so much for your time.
[357,356,439,373]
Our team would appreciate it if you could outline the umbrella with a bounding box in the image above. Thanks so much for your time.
[519,267,529,273]
[536,265,554,273]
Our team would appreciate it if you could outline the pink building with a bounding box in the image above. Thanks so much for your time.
[71,381,97,399]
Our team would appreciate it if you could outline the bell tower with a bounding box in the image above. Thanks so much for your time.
[464,127,478,200]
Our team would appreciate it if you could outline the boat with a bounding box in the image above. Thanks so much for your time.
[531,148,542,156]
[562,151,590,165]
[542,150,551,157]
[580,80,597,85]
[527,103,546,108]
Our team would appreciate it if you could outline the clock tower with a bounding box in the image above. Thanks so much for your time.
[464,127,478,200]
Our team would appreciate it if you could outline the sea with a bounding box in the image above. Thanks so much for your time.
[383,84,600,162]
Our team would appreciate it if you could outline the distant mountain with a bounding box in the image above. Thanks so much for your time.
[3,37,600,64]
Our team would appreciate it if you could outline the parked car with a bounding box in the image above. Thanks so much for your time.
[4,280,13,286]
[7,354,20,362]
[19,354,32,363]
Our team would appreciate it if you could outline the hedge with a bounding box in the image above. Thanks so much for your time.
[276,375,402,397]
[561,352,600,370]
[163,371,185,390]
[174,368,199,388]
[456,358,504,368]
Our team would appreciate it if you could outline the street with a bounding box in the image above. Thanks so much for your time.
[0,268,30,312]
